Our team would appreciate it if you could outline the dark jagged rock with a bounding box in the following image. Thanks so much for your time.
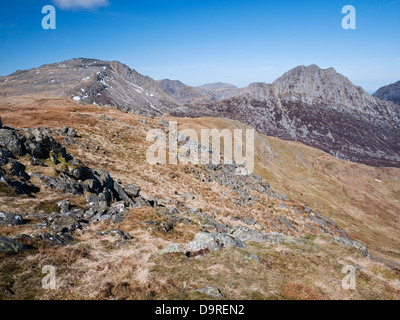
[113,181,135,207]
[0,129,24,156]
[124,183,141,198]
[0,148,12,166]
[0,236,25,254]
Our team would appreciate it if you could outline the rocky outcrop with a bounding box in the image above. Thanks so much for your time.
[0,121,155,248]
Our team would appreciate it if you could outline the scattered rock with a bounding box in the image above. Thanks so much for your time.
[159,119,170,127]
[244,254,260,263]
[57,199,71,213]
[182,192,195,200]
[0,212,23,226]
[264,232,299,245]
[67,128,77,137]
[99,230,132,240]
[196,286,223,298]
[113,182,135,206]
[244,217,257,225]
[158,243,185,255]
[229,226,266,243]
[37,232,74,247]
[277,216,297,232]
[187,232,245,252]
[124,183,141,198]
[0,236,25,254]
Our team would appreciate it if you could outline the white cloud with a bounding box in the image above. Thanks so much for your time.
[52,0,109,10]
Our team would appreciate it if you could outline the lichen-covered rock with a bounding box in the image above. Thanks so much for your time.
[188,232,245,252]
[0,236,25,254]
[264,232,298,245]
[187,233,220,251]
[158,243,185,255]
[24,140,43,159]
[0,129,24,156]
[244,254,260,263]
[229,226,266,243]
[196,286,223,298]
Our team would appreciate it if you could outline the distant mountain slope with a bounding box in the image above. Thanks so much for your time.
[157,80,239,103]
[157,79,213,104]
[0,58,182,115]
[0,59,238,112]
[174,65,400,168]
[197,82,240,100]
[374,80,400,106]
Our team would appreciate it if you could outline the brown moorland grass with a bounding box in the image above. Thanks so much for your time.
[0,97,399,300]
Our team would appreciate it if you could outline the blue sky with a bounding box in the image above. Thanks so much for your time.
[0,0,399,92]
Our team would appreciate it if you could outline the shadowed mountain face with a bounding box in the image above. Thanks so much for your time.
[1,59,399,167]
[374,80,400,106]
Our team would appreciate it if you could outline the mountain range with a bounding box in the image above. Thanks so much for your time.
[1,58,399,168]
[1,58,400,300]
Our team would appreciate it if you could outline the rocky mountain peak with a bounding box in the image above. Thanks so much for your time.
[271,64,377,109]
[174,64,400,167]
